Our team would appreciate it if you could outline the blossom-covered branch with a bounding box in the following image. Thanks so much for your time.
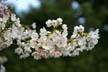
[0,3,99,60]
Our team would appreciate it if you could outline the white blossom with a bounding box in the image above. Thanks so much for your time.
[39,27,48,36]
[50,50,62,58]
[32,22,36,29]
[32,52,41,60]
[52,20,58,28]
[11,14,16,22]
[62,24,68,37]
[15,18,21,27]
[19,52,30,59]
[62,24,67,30]
[31,30,38,40]
[15,47,23,55]
[57,17,63,25]
[46,19,52,27]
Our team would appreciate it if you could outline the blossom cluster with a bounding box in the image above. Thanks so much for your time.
[0,3,99,60]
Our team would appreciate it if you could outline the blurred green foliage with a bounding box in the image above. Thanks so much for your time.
[0,0,108,72]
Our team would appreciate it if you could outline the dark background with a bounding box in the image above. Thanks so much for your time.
[1,0,108,72]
